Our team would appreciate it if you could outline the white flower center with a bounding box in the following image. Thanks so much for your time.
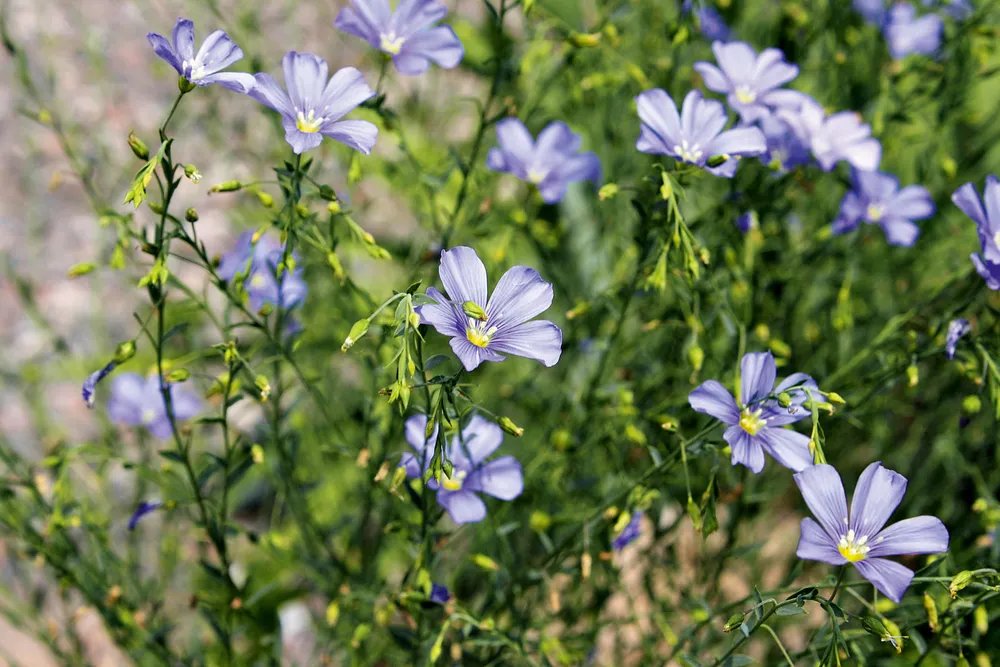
[527,168,548,184]
[735,85,757,104]
[441,468,468,491]
[673,139,704,164]
[141,408,157,425]
[249,272,268,289]
[866,203,884,222]
[380,32,406,55]
[993,231,1000,249]
[838,528,871,562]
[739,407,767,436]
[465,318,498,348]
[296,109,324,133]
[181,59,207,81]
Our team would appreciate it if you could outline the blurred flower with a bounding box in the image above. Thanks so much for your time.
[636,89,766,177]
[429,583,450,603]
[777,96,881,172]
[218,231,308,311]
[82,361,117,408]
[688,352,817,473]
[248,51,377,154]
[612,511,643,550]
[854,0,888,25]
[335,0,464,76]
[108,373,202,440]
[683,1,732,41]
[417,246,562,372]
[885,3,943,60]
[794,462,949,603]
[146,18,256,93]
[756,115,811,172]
[400,414,523,524]
[735,211,757,233]
[486,119,602,204]
[953,176,1000,290]
[128,501,163,531]
[832,170,934,247]
[694,42,799,123]
[945,319,970,360]
[936,0,973,20]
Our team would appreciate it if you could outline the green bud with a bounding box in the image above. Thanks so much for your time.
[706,155,728,168]
[861,615,890,640]
[551,428,571,450]
[148,201,165,214]
[327,251,345,279]
[672,26,689,46]
[341,319,370,352]
[209,180,242,193]
[529,510,552,532]
[660,172,673,200]
[255,375,271,401]
[390,465,408,492]
[906,364,919,387]
[166,368,190,383]
[471,553,500,571]
[462,301,488,321]
[127,131,149,160]
[256,190,274,208]
[183,164,201,183]
[568,32,601,47]
[975,604,988,634]
[257,303,273,317]
[598,183,618,200]
[950,570,973,598]
[498,416,524,437]
[67,262,97,278]
[113,340,137,364]
[826,391,846,405]
[185,207,199,223]
[924,592,939,631]
[962,395,982,415]
[687,345,704,372]
[295,203,309,218]
[778,392,793,408]
[723,612,745,633]
[327,200,342,214]
[178,76,196,93]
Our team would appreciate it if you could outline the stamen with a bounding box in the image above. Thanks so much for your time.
[466,318,498,348]
[838,528,871,562]
[866,203,884,222]
[735,85,757,104]
[380,32,406,55]
[673,139,705,164]
[296,110,323,133]
[738,407,767,436]
[441,469,467,491]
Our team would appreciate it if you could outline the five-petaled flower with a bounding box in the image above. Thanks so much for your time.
[400,414,524,524]
[486,119,603,204]
[217,231,308,312]
[417,246,563,372]
[794,462,949,603]
[953,176,1000,290]
[688,352,818,473]
[945,319,971,360]
[777,96,881,172]
[636,89,766,177]
[147,18,256,93]
[694,41,800,123]
[885,3,943,60]
[833,170,934,247]
[108,373,202,440]
[248,51,378,155]
[335,0,464,76]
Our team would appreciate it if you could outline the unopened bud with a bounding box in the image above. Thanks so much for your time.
[826,391,846,404]
[166,368,190,383]
[963,395,982,415]
[906,364,919,387]
[185,207,199,223]
[251,444,264,463]
[723,613,745,633]
[390,465,408,491]
[258,303,273,317]
[148,201,165,214]
[581,552,592,579]
[569,32,601,47]
[408,312,422,329]
[128,131,149,160]
[328,200,342,214]
[67,262,97,278]
[924,592,939,631]
[113,340,137,364]
[462,301,488,321]
[184,164,201,183]
[341,319,370,352]
[598,183,618,200]
[687,345,704,372]
[660,416,679,431]
[472,553,500,571]
[529,511,552,532]
[778,392,793,408]
[975,604,988,634]
[327,251,345,279]
[950,570,973,598]
[706,155,728,168]
[498,416,524,437]
[209,180,242,193]
[255,375,271,401]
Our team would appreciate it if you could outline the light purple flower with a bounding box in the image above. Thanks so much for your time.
[108,373,202,440]
[417,247,562,372]
[854,0,888,25]
[218,231,308,312]
[683,1,733,42]
[249,51,377,155]
[945,319,970,359]
[688,352,817,474]
[885,3,943,60]
[335,0,464,76]
[694,42,799,123]
[636,89,766,177]
[833,170,934,247]
[486,119,602,204]
[83,361,117,408]
[938,0,973,20]
[128,501,163,531]
[794,462,949,603]
[147,18,256,93]
[757,114,811,172]
[952,176,1000,290]
[612,511,643,550]
[400,414,523,524]
[777,97,881,172]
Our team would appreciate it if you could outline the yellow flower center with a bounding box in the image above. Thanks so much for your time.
[735,85,757,104]
[527,168,548,184]
[249,272,267,288]
[739,407,766,436]
[380,32,406,55]
[866,203,884,222]
[993,231,1000,249]
[441,469,467,491]
[838,528,870,562]
[296,110,323,133]
[466,318,498,348]
[141,408,157,425]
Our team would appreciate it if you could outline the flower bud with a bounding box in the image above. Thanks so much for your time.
[471,553,500,571]
[408,312,422,330]
[38,109,52,125]
[530,511,552,532]
[256,190,274,208]
[209,180,242,193]
[963,395,982,415]
[341,319,370,352]
[568,32,601,47]
[390,465,408,491]
[328,200,342,214]
[326,601,340,627]
[598,183,618,200]
[128,131,149,160]
[861,615,890,640]
[113,340,137,364]
[706,155,728,168]
[551,428,571,450]
[184,164,201,183]
[924,592,939,631]
[778,392,792,408]
[660,416,679,431]
[327,251,345,279]
[148,201,165,214]
[67,262,97,278]
[295,203,309,218]
[826,391,846,404]
[258,303,273,317]
[723,612,745,633]
[255,375,271,401]
[498,416,524,437]
[687,345,704,372]
[185,207,199,223]
[462,301,488,321]
[166,368,190,383]
[251,445,264,463]
[907,364,919,387]
[950,570,973,598]
[975,604,988,634]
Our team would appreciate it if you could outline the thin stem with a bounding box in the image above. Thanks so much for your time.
[760,623,795,667]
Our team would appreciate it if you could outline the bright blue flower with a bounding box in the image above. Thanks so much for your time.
[612,511,643,550]
[218,231,308,312]
[429,583,450,603]
[885,3,943,60]
[128,501,164,531]
[952,176,1000,290]
[335,0,464,76]
[833,170,934,247]
[636,89,766,177]
[147,18,256,93]
[694,41,799,123]
[945,319,970,360]
[776,96,881,172]
[486,119,602,204]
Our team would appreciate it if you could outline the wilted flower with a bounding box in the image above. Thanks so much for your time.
[82,361,117,408]
[694,42,799,123]
[683,1,732,41]
[486,119,602,204]
[147,18,256,93]
[688,352,817,473]
[128,501,163,531]
[636,89,766,177]
[417,246,562,372]
[952,176,1000,290]
[429,583,450,603]
[795,462,949,603]
[777,96,881,172]
[249,51,377,154]
[612,511,643,550]
[833,170,934,247]
[218,231,308,311]
[108,373,202,440]
[885,3,943,60]
[400,414,523,524]
[945,319,970,360]
[334,0,464,76]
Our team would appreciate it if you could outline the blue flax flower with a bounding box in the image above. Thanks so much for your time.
[735,212,757,234]
[777,96,881,172]
[854,0,888,25]
[335,0,464,76]
[757,114,811,172]
[249,51,377,155]
[486,119,602,204]
[147,18,255,93]
[83,361,117,408]
[688,352,817,473]
[218,231,308,312]
[833,170,934,246]
[682,1,732,41]
[945,319,970,360]
[417,246,562,372]
[429,583,451,603]
[400,415,523,524]
[795,462,949,603]
[952,176,1000,290]
[612,511,643,550]
[636,89,766,177]
[128,501,164,531]
[885,3,943,60]
[108,374,202,440]
[694,41,799,123]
